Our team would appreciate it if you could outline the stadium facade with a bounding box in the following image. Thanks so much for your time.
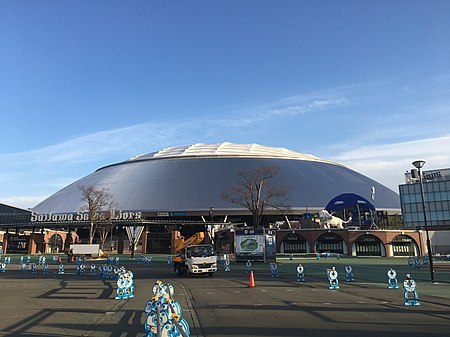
[1,143,426,257]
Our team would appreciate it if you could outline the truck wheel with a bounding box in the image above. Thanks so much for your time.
[208,272,214,277]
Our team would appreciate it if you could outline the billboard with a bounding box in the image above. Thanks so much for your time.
[235,228,276,262]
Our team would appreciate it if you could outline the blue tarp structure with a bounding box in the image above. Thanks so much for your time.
[326,193,375,213]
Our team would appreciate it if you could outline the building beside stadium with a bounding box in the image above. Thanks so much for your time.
[399,167,450,254]
[0,142,428,257]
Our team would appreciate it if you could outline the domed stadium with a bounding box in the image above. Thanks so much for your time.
[33,142,400,217]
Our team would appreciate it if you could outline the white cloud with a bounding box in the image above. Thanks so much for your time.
[0,195,47,210]
[332,135,450,191]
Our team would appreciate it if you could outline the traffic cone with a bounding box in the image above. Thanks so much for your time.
[249,271,256,288]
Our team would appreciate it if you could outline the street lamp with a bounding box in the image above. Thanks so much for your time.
[209,207,214,245]
[412,160,435,283]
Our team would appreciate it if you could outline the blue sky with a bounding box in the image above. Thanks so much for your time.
[1,1,450,209]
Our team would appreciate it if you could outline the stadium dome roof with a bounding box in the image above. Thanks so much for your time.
[126,142,338,163]
[33,142,400,214]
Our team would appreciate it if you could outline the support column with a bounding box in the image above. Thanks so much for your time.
[141,229,148,254]
[118,227,124,254]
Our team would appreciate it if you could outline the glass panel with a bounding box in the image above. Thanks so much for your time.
[429,212,437,221]
[443,201,450,211]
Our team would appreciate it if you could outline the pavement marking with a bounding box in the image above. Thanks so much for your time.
[206,292,214,295]
[233,290,241,293]
[286,289,294,292]
[323,302,332,305]
[260,289,267,292]
[358,301,366,304]
[254,304,263,307]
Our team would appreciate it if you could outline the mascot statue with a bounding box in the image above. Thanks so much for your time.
[318,210,352,229]
[403,274,420,306]
[387,268,399,289]
[296,264,305,282]
[328,266,339,290]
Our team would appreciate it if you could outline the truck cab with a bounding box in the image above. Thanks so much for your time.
[184,244,217,276]
[173,242,217,277]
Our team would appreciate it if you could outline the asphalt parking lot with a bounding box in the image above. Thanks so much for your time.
[0,255,449,337]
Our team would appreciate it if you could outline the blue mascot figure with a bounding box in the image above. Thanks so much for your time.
[345,265,354,282]
[328,266,339,290]
[403,274,420,306]
[245,260,252,273]
[387,268,399,289]
[296,264,305,282]
[270,263,279,278]
[224,255,231,272]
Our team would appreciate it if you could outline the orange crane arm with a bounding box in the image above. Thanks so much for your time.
[174,232,205,253]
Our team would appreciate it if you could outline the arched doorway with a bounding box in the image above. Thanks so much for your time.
[391,234,419,257]
[48,233,63,253]
[315,232,346,254]
[353,234,385,256]
[280,233,309,253]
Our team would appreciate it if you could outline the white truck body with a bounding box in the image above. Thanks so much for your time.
[174,244,217,276]
[186,254,217,274]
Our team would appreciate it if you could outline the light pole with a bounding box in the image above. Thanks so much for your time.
[412,160,435,283]
[209,207,214,245]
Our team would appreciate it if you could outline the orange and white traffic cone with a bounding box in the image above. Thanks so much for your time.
[249,270,256,288]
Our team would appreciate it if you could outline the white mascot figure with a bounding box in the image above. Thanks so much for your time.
[318,210,352,229]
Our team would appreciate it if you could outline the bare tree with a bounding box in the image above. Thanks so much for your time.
[79,185,116,245]
[95,208,117,250]
[222,166,289,227]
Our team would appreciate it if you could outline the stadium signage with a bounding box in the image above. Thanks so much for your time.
[423,171,442,181]
[423,168,450,182]
[31,211,142,223]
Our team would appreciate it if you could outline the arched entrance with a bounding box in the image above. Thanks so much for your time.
[315,232,346,254]
[353,234,385,256]
[280,233,309,253]
[48,233,63,253]
[391,234,419,257]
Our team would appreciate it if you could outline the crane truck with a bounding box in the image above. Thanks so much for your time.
[172,231,217,277]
